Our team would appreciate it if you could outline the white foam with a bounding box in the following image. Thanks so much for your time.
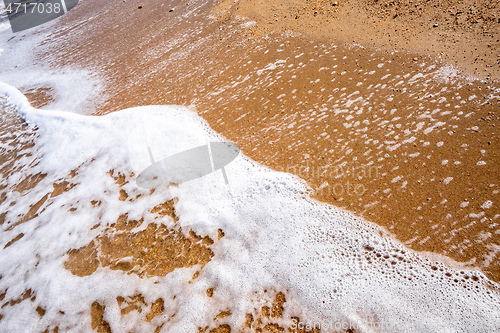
[443,177,453,184]
[0,6,102,115]
[1,83,500,332]
[482,201,493,209]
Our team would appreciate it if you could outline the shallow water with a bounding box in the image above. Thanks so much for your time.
[1,87,499,332]
[0,0,499,331]
[22,0,499,280]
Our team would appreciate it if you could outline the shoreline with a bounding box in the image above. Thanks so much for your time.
[3,0,498,281]
[1,75,498,331]
[0,0,499,331]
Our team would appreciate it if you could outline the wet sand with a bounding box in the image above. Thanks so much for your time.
[1,0,499,330]
[215,0,499,82]
[19,0,498,281]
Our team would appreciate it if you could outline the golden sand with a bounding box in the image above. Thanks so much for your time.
[64,198,215,278]
[24,0,498,281]
[214,0,499,82]
[2,0,499,330]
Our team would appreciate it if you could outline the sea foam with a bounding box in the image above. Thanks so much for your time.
[0,82,499,332]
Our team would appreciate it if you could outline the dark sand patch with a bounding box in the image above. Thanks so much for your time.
[20,86,56,109]
[65,201,214,278]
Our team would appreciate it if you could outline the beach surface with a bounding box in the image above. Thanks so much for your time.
[0,0,499,332]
